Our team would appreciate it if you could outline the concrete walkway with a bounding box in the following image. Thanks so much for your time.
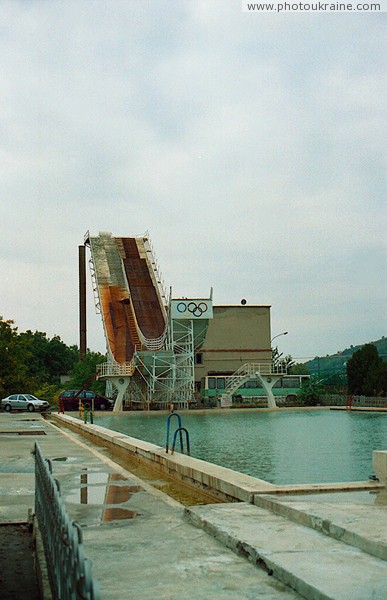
[0,413,300,599]
[185,501,387,600]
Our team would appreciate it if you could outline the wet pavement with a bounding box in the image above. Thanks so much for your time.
[1,411,386,600]
[0,413,301,599]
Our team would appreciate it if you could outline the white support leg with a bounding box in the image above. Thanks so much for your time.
[110,376,131,412]
[255,373,282,409]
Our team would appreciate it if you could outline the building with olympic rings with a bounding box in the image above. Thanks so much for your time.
[83,232,275,409]
[192,304,272,397]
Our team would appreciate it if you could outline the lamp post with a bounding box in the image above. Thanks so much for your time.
[271,332,288,375]
[271,331,288,345]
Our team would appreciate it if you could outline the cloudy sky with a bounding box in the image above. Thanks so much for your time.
[1,0,385,361]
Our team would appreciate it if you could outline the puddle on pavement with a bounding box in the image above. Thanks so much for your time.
[52,420,221,506]
[102,508,139,521]
[63,470,143,523]
[52,456,85,463]
[100,447,221,506]
[65,471,143,506]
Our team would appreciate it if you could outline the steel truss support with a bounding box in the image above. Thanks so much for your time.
[167,318,195,409]
[134,352,176,407]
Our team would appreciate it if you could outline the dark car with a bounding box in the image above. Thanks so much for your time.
[58,390,114,411]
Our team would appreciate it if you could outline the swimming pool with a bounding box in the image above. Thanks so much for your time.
[96,409,387,485]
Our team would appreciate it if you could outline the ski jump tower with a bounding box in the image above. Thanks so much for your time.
[83,231,212,411]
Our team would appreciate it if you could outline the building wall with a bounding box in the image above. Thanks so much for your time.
[194,305,272,383]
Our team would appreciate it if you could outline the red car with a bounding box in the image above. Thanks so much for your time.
[58,390,114,411]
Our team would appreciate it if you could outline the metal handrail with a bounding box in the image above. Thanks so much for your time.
[88,255,101,315]
[171,427,190,456]
[141,331,168,351]
[123,271,168,352]
[98,359,135,377]
[166,412,182,453]
[142,233,169,305]
[34,442,100,600]
[225,362,287,394]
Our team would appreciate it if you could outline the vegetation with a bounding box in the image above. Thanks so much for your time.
[297,380,323,406]
[289,362,310,375]
[303,336,387,376]
[272,347,294,372]
[347,343,387,396]
[0,317,106,404]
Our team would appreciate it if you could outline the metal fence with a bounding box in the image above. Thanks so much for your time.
[319,395,387,408]
[34,442,100,600]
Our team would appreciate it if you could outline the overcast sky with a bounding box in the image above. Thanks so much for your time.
[1,0,385,361]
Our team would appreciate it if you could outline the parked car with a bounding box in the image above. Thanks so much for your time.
[1,394,50,413]
[58,390,114,411]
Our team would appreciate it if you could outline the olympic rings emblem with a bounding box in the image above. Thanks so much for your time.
[176,301,208,318]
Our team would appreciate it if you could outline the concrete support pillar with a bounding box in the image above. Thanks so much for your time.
[255,373,282,409]
[110,377,131,412]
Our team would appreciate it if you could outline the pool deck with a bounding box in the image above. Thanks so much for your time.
[1,411,386,599]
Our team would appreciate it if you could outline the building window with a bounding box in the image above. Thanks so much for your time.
[195,353,203,364]
[245,379,258,389]
[217,378,225,389]
[281,378,299,388]
[208,377,217,389]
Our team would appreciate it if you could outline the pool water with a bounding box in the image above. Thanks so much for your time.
[96,410,387,485]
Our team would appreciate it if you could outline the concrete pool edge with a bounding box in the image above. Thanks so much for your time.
[50,414,385,502]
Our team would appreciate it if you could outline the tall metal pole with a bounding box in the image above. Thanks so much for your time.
[79,245,87,358]
[270,331,288,344]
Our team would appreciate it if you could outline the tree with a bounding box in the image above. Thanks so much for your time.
[347,344,382,395]
[363,360,387,396]
[0,318,29,396]
[65,351,106,394]
[298,379,322,406]
[0,316,83,398]
[18,330,78,385]
[289,363,310,375]
[272,347,295,372]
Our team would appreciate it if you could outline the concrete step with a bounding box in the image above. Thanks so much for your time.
[185,502,387,600]
[254,491,387,561]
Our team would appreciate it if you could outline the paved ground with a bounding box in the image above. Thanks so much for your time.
[0,412,301,599]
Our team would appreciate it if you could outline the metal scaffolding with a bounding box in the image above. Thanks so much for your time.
[86,231,212,409]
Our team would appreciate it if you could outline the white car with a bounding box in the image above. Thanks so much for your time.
[1,394,50,413]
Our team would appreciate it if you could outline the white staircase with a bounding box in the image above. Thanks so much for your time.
[225,363,287,396]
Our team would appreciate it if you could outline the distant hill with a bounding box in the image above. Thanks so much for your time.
[302,337,387,376]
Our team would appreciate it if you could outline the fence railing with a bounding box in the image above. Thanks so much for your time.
[34,442,100,600]
[319,394,387,408]
[98,359,135,377]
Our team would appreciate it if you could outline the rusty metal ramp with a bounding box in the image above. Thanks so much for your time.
[88,232,167,364]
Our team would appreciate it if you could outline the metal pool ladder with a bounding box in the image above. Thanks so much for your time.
[166,412,190,455]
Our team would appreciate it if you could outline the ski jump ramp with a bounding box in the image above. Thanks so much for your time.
[85,232,212,410]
